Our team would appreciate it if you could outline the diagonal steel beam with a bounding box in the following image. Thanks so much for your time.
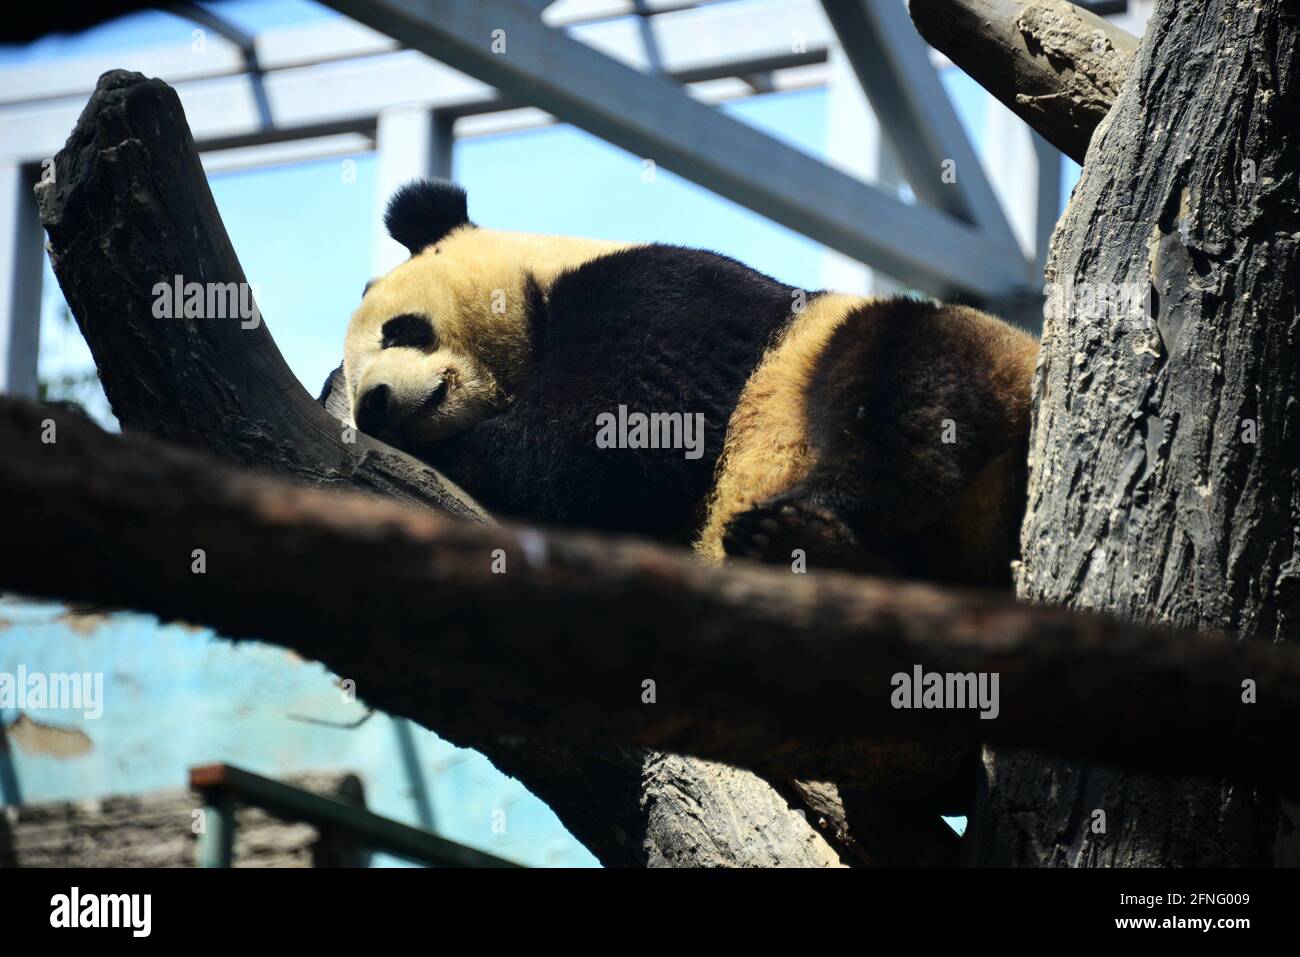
[819,0,1021,255]
[322,0,1033,298]
[174,2,275,131]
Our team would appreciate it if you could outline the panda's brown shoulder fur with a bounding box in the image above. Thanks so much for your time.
[698,295,1039,586]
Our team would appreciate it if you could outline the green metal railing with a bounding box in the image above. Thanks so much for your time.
[190,763,521,868]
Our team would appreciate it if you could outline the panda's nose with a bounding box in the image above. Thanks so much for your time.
[355,384,394,436]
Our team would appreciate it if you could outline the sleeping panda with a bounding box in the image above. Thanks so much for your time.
[323,179,1039,586]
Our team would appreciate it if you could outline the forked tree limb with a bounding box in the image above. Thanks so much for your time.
[908,0,1138,164]
[5,396,1300,801]
[34,71,485,522]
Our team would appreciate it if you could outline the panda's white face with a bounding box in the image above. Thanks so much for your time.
[343,179,637,450]
[344,235,515,446]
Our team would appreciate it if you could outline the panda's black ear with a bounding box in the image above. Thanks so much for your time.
[385,179,471,255]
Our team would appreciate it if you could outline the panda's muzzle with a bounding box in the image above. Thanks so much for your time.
[355,384,395,437]
[356,380,450,440]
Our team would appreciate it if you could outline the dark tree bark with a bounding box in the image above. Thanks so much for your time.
[967,0,1300,866]
[908,0,1137,164]
[31,69,849,869]
[7,396,1300,803]
[1,3,182,43]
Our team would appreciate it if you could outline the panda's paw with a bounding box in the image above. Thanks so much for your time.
[721,496,859,567]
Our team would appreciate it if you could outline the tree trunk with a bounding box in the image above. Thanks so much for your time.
[968,0,1299,866]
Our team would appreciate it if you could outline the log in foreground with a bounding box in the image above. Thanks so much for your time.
[35,69,860,868]
[908,0,1137,164]
[5,396,1300,800]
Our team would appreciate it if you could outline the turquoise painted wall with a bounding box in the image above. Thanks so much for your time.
[0,599,596,866]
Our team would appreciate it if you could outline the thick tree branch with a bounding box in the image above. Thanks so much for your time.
[0,396,969,804]
[5,396,1300,801]
[908,0,1138,164]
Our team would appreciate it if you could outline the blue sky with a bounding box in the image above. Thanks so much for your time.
[0,0,329,61]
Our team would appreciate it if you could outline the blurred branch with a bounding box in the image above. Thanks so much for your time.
[5,395,1300,802]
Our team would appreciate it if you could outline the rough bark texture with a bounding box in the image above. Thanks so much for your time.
[31,69,846,868]
[908,0,1136,164]
[969,0,1300,866]
[8,398,1300,803]
[780,779,961,866]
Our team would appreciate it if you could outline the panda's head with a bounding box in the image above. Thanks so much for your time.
[343,180,535,447]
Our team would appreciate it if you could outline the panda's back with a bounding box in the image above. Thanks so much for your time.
[426,243,808,540]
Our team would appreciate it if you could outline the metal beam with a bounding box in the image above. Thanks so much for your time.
[1030,132,1062,277]
[984,96,1061,275]
[818,0,1021,255]
[0,0,834,164]
[1078,0,1127,14]
[199,132,374,174]
[190,763,520,867]
[820,42,904,296]
[0,162,42,398]
[545,0,703,22]
[175,2,275,130]
[321,0,1032,298]
[196,794,236,868]
[0,1,829,111]
[373,105,455,273]
[981,97,1062,331]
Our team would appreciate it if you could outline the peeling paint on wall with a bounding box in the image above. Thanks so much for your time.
[4,713,94,758]
[55,608,113,637]
[0,597,598,866]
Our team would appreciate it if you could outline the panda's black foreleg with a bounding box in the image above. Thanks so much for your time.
[719,476,901,575]
[721,497,859,570]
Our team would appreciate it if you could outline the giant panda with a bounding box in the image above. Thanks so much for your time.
[323,179,1039,586]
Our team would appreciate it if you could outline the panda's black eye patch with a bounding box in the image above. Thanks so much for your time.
[380,314,436,351]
